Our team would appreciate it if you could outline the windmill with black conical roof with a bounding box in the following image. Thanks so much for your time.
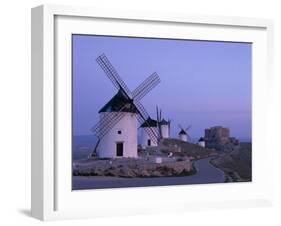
[140,117,159,148]
[178,124,192,142]
[197,137,205,147]
[90,54,161,158]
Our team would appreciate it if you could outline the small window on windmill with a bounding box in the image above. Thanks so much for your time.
[117,130,122,134]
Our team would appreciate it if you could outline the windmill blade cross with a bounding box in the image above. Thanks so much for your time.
[96,54,132,97]
[95,53,161,145]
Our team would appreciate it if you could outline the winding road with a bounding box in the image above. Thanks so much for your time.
[73,157,225,190]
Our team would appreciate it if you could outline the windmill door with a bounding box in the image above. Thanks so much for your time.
[147,139,151,146]
[116,142,124,157]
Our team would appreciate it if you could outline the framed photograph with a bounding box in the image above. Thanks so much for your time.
[31,4,274,221]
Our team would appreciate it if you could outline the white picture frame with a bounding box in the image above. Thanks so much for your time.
[31,4,274,221]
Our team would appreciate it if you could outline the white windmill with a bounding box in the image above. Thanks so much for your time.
[178,124,192,142]
[140,107,172,148]
[140,117,158,148]
[156,106,171,139]
[197,137,205,147]
[90,54,161,159]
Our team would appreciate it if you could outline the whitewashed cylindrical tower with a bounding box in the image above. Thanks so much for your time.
[97,90,138,158]
[178,129,188,142]
[160,119,170,139]
[140,117,158,148]
[197,137,205,147]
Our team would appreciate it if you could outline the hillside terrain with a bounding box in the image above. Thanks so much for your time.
[210,142,252,182]
[140,138,218,159]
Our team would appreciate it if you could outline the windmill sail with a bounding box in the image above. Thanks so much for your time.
[156,106,163,139]
[133,101,158,144]
[96,54,132,97]
[132,72,160,101]
[178,124,192,142]
[91,111,127,139]
[94,53,160,145]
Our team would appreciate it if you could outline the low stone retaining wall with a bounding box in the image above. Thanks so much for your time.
[73,157,194,178]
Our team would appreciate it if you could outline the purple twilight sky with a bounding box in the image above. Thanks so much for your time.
[72,35,252,141]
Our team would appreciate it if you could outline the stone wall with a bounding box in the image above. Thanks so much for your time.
[204,126,240,151]
[205,126,230,145]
